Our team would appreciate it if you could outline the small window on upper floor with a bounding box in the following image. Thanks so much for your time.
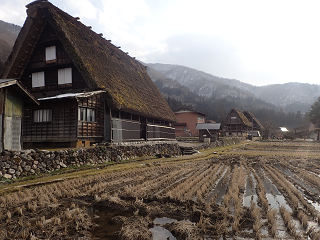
[45,46,56,61]
[32,71,45,88]
[58,67,72,85]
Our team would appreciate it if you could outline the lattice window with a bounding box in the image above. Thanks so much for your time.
[33,109,52,122]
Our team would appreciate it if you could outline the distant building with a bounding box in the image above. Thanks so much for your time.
[225,108,264,137]
[174,109,205,137]
[196,123,221,142]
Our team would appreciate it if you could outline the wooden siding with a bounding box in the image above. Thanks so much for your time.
[20,22,87,96]
[111,118,141,141]
[77,94,104,139]
[23,99,77,142]
[147,124,175,140]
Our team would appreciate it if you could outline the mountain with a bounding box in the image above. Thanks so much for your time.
[0,20,21,72]
[146,63,320,112]
[145,64,280,122]
[147,63,257,99]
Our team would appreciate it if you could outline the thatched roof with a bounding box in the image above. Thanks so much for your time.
[226,108,252,126]
[243,111,265,130]
[1,0,176,122]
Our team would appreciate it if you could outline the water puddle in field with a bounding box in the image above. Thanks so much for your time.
[308,199,320,211]
[258,168,292,211]
[150,226,176,239]
[276,164,318,194]
[206,167,229,204]
[243,172,258,207]
[88,206,180,240]
[150,217,194,240]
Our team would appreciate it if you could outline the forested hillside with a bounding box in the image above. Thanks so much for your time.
[0,20,20,73]
[154,79,308,130]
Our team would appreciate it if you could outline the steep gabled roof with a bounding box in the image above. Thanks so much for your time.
[1,0,177,122]
[243,111,265,130]
[226,108,252,126]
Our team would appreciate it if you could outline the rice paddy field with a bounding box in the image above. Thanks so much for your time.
[1,140,320,239]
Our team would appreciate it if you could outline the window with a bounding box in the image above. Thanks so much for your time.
[45,46,56,61]
[197,116,204,122]
[32,71,45,88]
[58,68,72,85]
[79,107,96,122]
[33,109,52,122]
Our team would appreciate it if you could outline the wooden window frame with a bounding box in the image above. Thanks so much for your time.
[58,67,72,85]
[45,45,56,62]
[32,71,45,88]
[78,107,96,122]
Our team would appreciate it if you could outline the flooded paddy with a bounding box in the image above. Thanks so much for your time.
[1,141,320,239]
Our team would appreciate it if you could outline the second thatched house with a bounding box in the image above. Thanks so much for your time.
[1,0,177,148]
[225,108,264,137]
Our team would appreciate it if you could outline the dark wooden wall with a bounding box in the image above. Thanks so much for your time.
[77,94,104,140]
[23,99,77,142]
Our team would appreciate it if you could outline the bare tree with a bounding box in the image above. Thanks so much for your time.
[262,120,274,139]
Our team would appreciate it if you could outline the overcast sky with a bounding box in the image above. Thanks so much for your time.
[1,0,320,86]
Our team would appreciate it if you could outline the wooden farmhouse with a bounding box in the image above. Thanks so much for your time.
[1,0,177,148]
[225,108,252,137]
[0,79,39,151]
[174,108,205,137]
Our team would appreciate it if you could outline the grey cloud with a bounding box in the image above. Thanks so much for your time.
[145,33,241,76]
[143,33,275,85]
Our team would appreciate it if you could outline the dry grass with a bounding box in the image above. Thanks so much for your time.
[279,206,302,238]
[250,167,269,211]
[251,200,262,239]
[297,210,308,229]
[1,141,320,239]
[266,208,277,237]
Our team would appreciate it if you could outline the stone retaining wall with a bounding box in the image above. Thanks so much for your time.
[0,143,181,180]
[194,137,246,150]
[0,138,244,180]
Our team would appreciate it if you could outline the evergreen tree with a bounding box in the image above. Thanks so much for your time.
[307,97,320,140]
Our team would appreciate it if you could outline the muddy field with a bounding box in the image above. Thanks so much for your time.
[1,141,320,239]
